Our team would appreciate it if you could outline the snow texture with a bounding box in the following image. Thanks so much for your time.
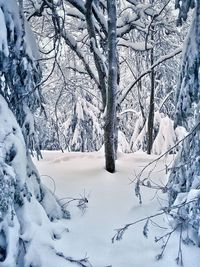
[33,150,200,267]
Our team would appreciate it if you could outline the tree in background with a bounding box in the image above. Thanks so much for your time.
[120,0,188,155]
[25,0,162,172]
[25,0,186,170]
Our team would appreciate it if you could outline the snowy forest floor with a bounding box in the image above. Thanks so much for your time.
[33,151,200,267]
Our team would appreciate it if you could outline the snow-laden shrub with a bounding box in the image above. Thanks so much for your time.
[118,130,130,153]
[152,115,186,155]
[0,1,81,266]
[0,95,70,266]
[0,0,43,158]
[168,1,200,245]
[62,97,103,152]
[130,112,186,154]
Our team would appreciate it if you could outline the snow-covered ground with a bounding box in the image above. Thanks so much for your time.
[33,151,200,267]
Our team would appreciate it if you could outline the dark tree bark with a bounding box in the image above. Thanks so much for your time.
[147,4,155,155]
[104,0,117,173]
[147,47,155,154]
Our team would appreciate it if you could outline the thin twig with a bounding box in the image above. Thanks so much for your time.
[133,121,200,182]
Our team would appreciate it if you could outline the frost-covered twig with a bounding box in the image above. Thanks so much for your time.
[155,225,178,261]
[55,251,92,267]
[112,210,165,243]
[176,224,183,266]
[132,121,200,191]
[112,196,199,265]
[112,197,199,243]
[40,175,56,194]
[60,191,89,214]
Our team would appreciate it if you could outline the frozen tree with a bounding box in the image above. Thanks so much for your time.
[35,61,103,152]
[130,111,186,154]
[119,0,186,155]
[24,0,188,168]
[168,0,200,243]
[0,1,90,266]
[24,0,157,172]
[103,0,118,172]
[63,96,103,152]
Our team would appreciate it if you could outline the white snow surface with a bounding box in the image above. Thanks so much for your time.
[33,151,200,267]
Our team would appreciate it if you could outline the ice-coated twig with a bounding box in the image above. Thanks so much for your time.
[55,250,92,267]
[112,197,199,243]
[59,190,89,214]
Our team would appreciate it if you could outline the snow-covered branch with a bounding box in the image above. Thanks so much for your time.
[118,39,153,51]
[118,47,182,104]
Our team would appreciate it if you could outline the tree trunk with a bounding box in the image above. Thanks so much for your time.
[147,20,155,155]
[104,0,117,173]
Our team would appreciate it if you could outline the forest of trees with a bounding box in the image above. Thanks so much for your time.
[27,0,188,172]
[0,0,200,266]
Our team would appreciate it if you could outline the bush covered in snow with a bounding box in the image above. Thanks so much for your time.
[168,0,200,246]
[0,1,85,266]
[63,97,103,152]
[130,112,186,155]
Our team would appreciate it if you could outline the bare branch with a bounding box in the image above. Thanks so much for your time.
[118,47,182,105]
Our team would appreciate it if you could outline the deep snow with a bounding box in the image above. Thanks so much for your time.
[33,151,200,267]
